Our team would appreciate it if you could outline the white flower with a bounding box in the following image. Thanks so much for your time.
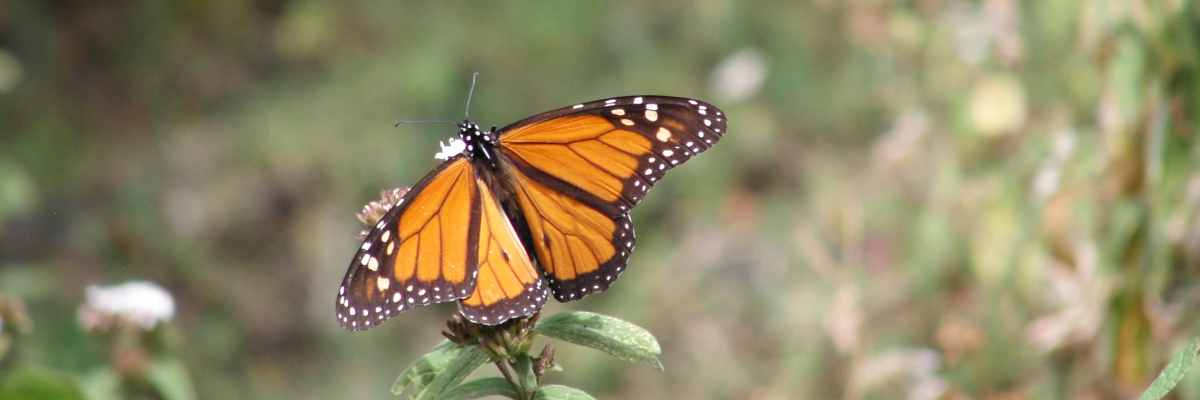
[1032,131,1076,202]
[433,138,466,161]
[81,281,176,330]
[710,48,767,103]
[1025,243,1110,352]
[850,348,947,400]
[968,74,1027,136]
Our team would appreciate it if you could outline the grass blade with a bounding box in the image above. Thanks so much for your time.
[1139,338,1200,400]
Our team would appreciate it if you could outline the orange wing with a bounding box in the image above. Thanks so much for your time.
[496,96,726,301]
[457,178,548,325]
[507,167,635,301]
[499,96,726,209]
[336,157,480,331]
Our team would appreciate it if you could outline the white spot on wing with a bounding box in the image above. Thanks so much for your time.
[655,127,671,142]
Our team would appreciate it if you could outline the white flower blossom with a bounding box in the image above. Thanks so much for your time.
[81,281,176,330]
[434,138,466,161]
[710,48,767,103]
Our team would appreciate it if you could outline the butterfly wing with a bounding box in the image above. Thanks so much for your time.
[336,157,481,331]
[498,96,726,208]
[496,96,726,301]
[457,177,549,325]
[505,168,636,302]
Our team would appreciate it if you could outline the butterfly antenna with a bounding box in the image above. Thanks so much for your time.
[464,72,480,119]
[393,119,455,127]
[394,73,479,127]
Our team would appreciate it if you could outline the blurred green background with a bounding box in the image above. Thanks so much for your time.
[2,1,1200,399]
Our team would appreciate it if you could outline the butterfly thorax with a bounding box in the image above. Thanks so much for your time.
[458,120,499,169]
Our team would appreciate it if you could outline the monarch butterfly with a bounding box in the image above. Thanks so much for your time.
[336,93,727,330]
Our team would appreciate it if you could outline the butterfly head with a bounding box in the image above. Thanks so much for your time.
[458,120,498,167]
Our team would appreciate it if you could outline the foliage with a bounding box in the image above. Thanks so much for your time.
[396,312,659,399]
[0,369,84,400]
[534,312,662,369]
[1141,338,1200,400]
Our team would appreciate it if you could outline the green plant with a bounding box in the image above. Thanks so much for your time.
[391,311,661,400]
[1140,338,1200,400]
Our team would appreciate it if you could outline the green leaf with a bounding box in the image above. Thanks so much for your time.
[79,368,120,400]
[145,358,197,400]
[1110,34,1145,120]
[440,378,518,400]
[532,385,597,400]
[514,354,537,391]
[0,368,85,400]
[414,343,489,400]
[1139,338,1200,400]
[534,311,662,369]
[391,341,465,396]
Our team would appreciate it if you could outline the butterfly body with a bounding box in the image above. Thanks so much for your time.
[457,121,500,169]
[337,96,727,330]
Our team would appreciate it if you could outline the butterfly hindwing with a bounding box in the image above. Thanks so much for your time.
[496,95,726,302]
[457,178,549,325]
[336,157,481,331]
[506,167,636,302]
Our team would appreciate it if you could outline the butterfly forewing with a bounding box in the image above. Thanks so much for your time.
[336,157,481,331]
[499,96,727,208]
[496,95,727,302]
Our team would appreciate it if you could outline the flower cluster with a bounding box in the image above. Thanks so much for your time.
[78,281,175,332]
[356,187,411,237]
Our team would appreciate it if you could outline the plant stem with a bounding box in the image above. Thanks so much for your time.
[494,359,532,400]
